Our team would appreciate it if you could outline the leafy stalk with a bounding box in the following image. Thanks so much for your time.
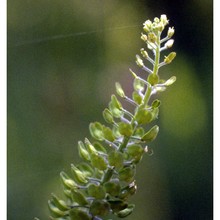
[46,14,177,220]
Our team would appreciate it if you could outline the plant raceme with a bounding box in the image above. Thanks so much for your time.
[47,15,177,220]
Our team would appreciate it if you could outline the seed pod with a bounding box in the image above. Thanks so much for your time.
[132,91,143,105]
[108,151,124,169]
[115,82,125,98]
[89,122,104,141]
[116,204,135,218]
[69,208,91,220]
[109,95,123,118]
[78,141,90,161]
[164,52,176,64]
[71,164,88,184]
[108,199,128,213]
[103,126,115,142]
[135,107,153,125]
[103,108,114,124]
[90,153,108,171]
[133,78,145,92]
[147,73,159,85]
[127,144,144,163]
[76,162,94,178]
[164,76,176,86]
[118,122,133,137]
[87,183,106,199]
[71,189,88,206]
[104,180,121,197]
[118,167,135,183]
[51,193,69,211]
[48,200,66,218]
[151,99,161,108]
[90,200,111,217]
[141,125,159,142]
[60,171,78,189]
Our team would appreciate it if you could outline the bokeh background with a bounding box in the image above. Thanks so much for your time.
[7,0,213,219]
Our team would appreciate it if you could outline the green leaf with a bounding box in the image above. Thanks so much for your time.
[89,122,104,141]
[108,151,124,169]
[118,122,133,137]
[141,125,159,142]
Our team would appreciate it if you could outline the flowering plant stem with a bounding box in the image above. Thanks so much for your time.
[45,14,177,220]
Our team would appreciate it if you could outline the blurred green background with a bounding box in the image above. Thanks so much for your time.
[7,0,213,219]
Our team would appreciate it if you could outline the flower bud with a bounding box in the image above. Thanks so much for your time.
[140,48,148,59]
[167,27,175,38]
[140,33,148,42]
[135,55,144,67]
[160,14,169,26]
[148,32,157,43]
[164,52,176,64]
[165,39,174,48]
[141,125,159,142]
[77,162,94,177]
[143,20,152,33]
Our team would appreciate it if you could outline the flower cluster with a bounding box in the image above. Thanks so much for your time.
[47,14,176,220]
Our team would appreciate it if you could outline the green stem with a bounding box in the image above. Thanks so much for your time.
[152,32,161,76]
